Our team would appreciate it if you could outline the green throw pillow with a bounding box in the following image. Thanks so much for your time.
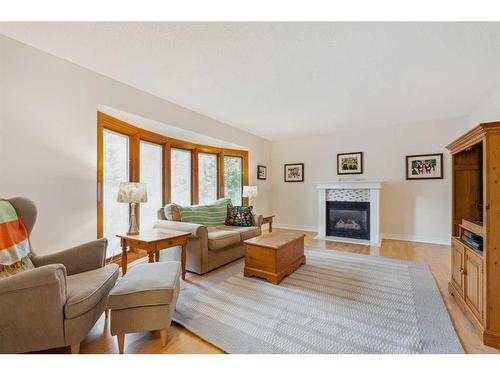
[178,198,231,227]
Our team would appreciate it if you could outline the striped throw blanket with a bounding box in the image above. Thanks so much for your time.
[0,200,34,278]
[179,198,231,227]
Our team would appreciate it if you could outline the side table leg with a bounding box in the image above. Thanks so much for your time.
[148,252,154,263]
[121,244,128,275]
[269,220,273,232]
[181,243,187,280]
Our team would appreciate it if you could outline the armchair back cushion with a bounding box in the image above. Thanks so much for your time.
[178,198,231,227]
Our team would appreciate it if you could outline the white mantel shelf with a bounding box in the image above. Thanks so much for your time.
[315,181,382,246]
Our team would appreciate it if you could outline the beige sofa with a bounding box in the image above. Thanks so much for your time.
[155,206,263,274]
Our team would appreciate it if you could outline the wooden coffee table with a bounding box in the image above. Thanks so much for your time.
[117,229,190,280]
[243,232,306,284]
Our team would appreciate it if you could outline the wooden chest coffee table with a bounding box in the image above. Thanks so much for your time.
[244,232,306,284]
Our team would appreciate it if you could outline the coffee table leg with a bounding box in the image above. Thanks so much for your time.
[148,252,154,263]
[155,250,160,262]
[121,243,128,275]
[181,242,186,280]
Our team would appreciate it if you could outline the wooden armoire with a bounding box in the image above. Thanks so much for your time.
[447,121,500,348]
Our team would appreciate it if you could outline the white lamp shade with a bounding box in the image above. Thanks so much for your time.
[117,182,148,203]
[242,185,258,198]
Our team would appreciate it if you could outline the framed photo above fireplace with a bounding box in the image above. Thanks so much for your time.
[337,152,363,175]
[257,165,267,180]
[284,163,304,182]
[406,153,443,180]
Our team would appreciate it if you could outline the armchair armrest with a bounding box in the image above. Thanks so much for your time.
[31,238,108,276]
[0,265,67,353]
[154,220,208,238]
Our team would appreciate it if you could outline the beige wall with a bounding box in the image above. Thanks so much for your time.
[469,85,500,127]
[0,35,272,254]
[271,117,470,244]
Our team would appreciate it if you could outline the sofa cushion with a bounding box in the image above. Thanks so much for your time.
[216,225,261,241]
[207,229,241,250]
[178,198,231,227]
[109,261,180,310]
[164,203,182,221]
[65,264,119,319]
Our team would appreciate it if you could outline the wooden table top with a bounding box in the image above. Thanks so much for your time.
[244,231,305,249]
[262,214,275,219]
[116,229,190,243]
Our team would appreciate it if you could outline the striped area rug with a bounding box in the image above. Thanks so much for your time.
[173,248,463,354]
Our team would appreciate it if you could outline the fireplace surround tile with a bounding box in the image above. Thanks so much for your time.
[326,189,370,202]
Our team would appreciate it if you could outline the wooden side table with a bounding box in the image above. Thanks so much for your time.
[117,229,190,280]
[262,214,275,232]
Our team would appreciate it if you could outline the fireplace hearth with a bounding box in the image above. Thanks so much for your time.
[326,201,370,240]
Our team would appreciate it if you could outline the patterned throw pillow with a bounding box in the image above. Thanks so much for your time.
[225,204,254,227]
[164,203,182,221]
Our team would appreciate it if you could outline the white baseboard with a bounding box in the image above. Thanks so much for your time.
[272,223,317,232]
[381,233,451,246]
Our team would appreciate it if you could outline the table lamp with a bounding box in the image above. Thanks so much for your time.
[242,185,258,206]
[117,182,147,235]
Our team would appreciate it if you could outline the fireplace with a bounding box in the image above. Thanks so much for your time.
[326,201,370,240]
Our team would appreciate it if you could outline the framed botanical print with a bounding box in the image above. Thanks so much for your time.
[337,152,363,175]
[284,163,304,182]
[406,153,443,180]
[257,165,267,180]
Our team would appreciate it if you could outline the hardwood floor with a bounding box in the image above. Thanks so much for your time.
[44,229,500,354]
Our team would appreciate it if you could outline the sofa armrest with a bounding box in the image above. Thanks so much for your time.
[154,220,208,238]
[31,238,108,276]
[253,214,263,227]
[0,265,67,353]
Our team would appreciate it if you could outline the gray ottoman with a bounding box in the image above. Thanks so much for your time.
[108,261,181,354]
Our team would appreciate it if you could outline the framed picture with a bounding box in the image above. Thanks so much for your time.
[406,153,443,180]
[284,163,304,182]
[257,165,267,180]
[337,152,363,175]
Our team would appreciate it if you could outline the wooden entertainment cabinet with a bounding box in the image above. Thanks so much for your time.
[447,122,500,348]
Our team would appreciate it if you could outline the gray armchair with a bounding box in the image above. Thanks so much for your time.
[0,197,119,354]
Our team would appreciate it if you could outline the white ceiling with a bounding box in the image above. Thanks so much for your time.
[2,22,500,141]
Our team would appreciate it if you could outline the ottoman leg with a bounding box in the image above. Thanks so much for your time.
[160,329,167,346]
[117,334,125,354]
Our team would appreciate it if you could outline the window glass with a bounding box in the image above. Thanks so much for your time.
[103,129,129,258]
[224,156,243,206]
[140,141,163,231]
[198,153,218,204]
[171,148,192,205]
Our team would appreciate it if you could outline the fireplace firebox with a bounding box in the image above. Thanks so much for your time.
[326,201,370,240]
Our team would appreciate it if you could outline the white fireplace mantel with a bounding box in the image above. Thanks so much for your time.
[315,181,381,246]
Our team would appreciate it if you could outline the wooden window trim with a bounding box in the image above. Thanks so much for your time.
[97,112,249,239]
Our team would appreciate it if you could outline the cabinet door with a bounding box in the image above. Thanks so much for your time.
[451,238,465,295]
[464,249,483,321]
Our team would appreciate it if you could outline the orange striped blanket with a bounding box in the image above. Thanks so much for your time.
[0,200,34,278]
